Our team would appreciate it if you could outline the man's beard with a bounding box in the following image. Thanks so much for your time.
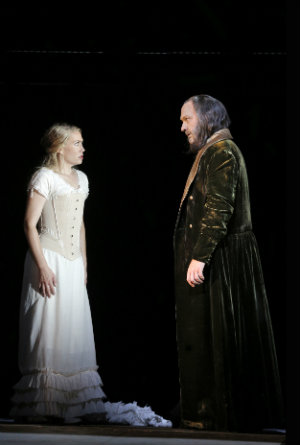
[188,139,203,154]
[185,125,206,155]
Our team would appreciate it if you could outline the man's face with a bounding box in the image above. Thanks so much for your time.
[180,100,202,147]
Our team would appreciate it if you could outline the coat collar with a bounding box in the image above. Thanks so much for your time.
[179,128,233,209]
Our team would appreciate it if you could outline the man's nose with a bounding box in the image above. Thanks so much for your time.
[181,122,186,132]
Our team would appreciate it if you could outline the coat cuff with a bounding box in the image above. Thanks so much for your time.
[192,234,220,265]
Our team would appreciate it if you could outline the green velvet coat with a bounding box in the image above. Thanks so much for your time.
[173,131,284,432]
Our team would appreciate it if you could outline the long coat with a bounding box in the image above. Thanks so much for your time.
[173,129,284,432]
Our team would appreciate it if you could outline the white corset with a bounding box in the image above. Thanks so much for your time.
[28,167,89,261]
[39,193,85,261]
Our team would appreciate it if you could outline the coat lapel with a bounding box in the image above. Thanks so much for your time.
[179,128,233,209]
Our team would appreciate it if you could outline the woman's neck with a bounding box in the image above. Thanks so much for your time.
[55,163,74,176]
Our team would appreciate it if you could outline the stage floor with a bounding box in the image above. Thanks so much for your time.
[0,422,285,445]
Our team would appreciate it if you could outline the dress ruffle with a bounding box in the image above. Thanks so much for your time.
[12,368,103,392]
[10,369,172,427]
[10,369,106,419]
[104,401,172,427]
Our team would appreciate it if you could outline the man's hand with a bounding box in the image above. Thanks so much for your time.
[187,259,205,287]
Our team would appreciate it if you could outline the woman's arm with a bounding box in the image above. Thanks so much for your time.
[24,190,56,298]
[80,220,87,284]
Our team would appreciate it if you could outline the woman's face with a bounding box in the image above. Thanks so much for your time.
[59,130,85,167]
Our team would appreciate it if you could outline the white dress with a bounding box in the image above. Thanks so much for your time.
[10,167,172,427]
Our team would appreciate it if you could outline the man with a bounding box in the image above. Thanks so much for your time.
[173,94,284,432]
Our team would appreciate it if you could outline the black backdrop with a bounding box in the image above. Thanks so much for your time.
[0,1,298,436]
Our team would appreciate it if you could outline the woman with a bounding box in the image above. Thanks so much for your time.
[10,123,171,427]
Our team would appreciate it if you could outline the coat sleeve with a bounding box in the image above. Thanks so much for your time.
[192,144,239,264]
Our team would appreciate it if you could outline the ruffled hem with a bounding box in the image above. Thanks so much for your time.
[10,369,172,427]
[11,386,106,405]
[10,400,172,427]
[13,368,103,392]
[10,399,106,419]
[104,401,172,427]
[10,368,106,419]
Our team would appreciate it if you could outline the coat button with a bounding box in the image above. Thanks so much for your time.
[189,195,193,200]
[189,224,193,228]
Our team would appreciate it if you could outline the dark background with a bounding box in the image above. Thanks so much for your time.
[0,1,298,439]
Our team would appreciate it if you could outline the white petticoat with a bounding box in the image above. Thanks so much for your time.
[10,248,172,427]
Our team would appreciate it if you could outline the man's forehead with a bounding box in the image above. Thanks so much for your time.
[180,101,195,118]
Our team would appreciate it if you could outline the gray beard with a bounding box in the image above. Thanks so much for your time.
[186,135,205,154]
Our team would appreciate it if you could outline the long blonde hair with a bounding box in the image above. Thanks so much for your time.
[40,123,81,171]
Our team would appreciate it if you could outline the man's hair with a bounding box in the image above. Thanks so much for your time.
[185,94,231,148]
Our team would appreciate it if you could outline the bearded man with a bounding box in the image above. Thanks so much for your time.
[173,94,284,432]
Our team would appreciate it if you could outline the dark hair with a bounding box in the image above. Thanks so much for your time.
[185,94,231,147]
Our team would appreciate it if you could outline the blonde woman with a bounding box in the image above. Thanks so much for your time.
[10,123,171,427]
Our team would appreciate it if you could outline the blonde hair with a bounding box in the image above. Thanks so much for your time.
[40,123,81,170]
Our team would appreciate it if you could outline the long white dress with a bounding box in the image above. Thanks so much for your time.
[10,168,172,427]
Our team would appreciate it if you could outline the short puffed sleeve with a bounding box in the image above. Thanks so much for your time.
[77,169,89,197]
[27,168,53,199]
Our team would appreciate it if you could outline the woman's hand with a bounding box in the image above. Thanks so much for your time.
[187,259,205,287]
[39,265,56,298]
